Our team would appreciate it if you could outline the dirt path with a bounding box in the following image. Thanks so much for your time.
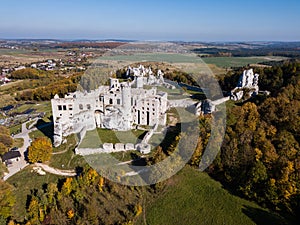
[34,163,76,177]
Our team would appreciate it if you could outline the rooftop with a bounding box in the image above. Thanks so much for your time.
[1,151,21,161]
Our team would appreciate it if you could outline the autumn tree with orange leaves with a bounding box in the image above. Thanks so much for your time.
[28,137,52,163]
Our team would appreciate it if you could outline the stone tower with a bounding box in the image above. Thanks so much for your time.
[121,83,132,130]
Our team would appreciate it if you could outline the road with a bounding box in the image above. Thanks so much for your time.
[3,120,35,181]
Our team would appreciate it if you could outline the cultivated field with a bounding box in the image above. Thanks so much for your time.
[202,56,288,68]
[0,49,67,66]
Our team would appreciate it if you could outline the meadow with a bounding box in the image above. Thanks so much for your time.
[79,128,147,149]
[142,166,289,225]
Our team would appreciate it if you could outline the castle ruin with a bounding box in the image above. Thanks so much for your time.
[51,65,172,148]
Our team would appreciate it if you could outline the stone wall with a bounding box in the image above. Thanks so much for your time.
[76,142,138,156]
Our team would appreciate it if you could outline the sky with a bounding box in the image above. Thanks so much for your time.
[0,0,299,41]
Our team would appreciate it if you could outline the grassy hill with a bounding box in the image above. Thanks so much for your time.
[141,166,288,225]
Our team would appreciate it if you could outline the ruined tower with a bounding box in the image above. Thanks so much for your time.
[121,83,132,130]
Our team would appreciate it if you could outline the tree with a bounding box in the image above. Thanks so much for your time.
[61,178,73,196]
[134,204,142,217]
[0,135,13,149]
[0,126,13,155]
[27,196,41,224]
[0,126,10,136]
[28,137,52,163]
[0,143,8,155]
[0,181,15,220]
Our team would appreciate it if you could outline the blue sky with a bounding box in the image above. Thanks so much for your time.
[0,0,299,41]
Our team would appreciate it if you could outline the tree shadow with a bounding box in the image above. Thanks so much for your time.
[35,119,54,142]
[137,131,148,142]
[190,93,206,101]
[24,149,29,162]
[242,205,291,225]
[131,158,147,166]
[159,123,181,154]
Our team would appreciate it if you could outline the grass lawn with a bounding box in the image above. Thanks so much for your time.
[7,166,61,222]
[79,128,147,148]
[144,85,188,100]
[110,150,142,162]
[26,120,37,129]
[148,133,165,147]
[29,129,47,140]
[9,124,22,135]
[49,135,87,170]
[12,138,24,148]
[142,166,288,225]
[49,147,87,170]
[9,101,51,115]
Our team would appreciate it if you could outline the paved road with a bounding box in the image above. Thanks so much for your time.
[3,121,35,181]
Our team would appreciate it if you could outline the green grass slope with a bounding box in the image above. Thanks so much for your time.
[143,166,288,225]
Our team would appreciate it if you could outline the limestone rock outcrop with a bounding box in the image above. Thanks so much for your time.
[231,69,259,101]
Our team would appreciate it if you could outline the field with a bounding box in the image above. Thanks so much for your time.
[202,56,288,68]
[0,48,67,66]
[96,52,224,74]
[99,53,204,63]
[141,166,289,225]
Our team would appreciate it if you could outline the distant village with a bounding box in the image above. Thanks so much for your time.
[0,50,95,85]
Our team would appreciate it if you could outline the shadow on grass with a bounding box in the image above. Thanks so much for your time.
[137,131,147,142]
[242,205,290,225]
[190,93,206,101]
[35,118,54,142]
[159,123,181,154]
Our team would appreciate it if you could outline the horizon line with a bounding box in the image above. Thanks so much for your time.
[1,38,300,43]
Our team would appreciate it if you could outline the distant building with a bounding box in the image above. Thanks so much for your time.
[0,75,11,84]
[14,66,26,71]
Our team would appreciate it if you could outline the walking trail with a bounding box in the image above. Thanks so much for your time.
[34,163,76,176]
